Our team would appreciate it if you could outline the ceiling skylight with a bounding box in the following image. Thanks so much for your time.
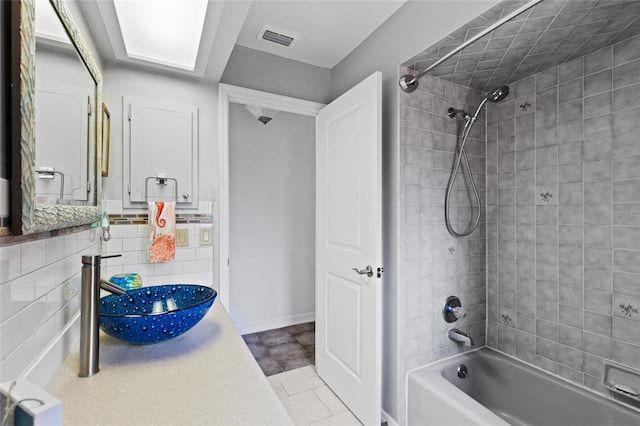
[113,0,208,71]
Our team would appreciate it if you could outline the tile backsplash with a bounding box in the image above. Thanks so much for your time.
[0,228,99,384]
[487,33,640,396]
[101,223,213,281]
[101,199,215,285]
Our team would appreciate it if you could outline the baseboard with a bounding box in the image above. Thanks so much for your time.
[382,409,398,426]
[235,312,315,335]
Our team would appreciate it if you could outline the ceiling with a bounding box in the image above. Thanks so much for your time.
[403,0,640,92]
[78,0,406,80]
[236,0,406,69]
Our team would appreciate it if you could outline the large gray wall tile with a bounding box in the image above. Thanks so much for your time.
[614,179,640,203]
[613,107,640,135]
[614,249,640,273]
[585,45,612,75]
[584,69,612,97]
[559,79,584,104]
[482,27,640,401]
[613,58,640,89]
[612,83,640,111]
[537,87,559,109]
[584,93,611,118]
[613,34,640,66]
[583,137,612,162]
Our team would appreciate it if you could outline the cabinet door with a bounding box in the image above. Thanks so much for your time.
[35,81,91,202]
[124,96,198,208]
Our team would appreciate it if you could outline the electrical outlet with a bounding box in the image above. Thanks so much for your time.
[176,228,189,247]
[199,227,211,246]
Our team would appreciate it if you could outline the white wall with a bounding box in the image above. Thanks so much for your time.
[102,67,218,205]
[222,45,332,104]
[228,103,315,333]
[101,66,218,285]
[329,0,501,422]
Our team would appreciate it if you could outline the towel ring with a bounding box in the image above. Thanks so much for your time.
[144,176,179,202]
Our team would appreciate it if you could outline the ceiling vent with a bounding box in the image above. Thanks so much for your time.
[257,25,297,48]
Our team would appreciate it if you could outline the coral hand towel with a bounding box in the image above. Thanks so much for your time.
[148,201,176,263]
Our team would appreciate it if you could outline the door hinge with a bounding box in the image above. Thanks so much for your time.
[128,105,131,121]
[88,99,92,116]
[377,267,384,278]
[127,183,131,194]
[87,181,91,193]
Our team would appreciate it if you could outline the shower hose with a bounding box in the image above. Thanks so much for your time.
[444,114,482,238]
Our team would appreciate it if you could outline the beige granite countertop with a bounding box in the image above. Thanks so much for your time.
[47,303,293,425]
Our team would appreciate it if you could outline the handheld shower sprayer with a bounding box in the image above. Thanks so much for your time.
[445,85,510,237]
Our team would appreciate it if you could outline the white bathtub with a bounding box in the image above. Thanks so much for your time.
[407,347,640,426]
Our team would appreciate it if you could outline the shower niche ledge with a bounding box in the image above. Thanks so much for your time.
[603,361,640,403]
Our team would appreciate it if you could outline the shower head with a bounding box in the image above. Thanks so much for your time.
[486,85,510,103]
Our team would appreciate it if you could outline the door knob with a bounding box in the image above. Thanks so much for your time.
[352,265,374,278]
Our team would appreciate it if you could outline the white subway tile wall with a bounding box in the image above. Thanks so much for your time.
[0,220,213,385]
[101,223,213,281]
[0,229,99,383]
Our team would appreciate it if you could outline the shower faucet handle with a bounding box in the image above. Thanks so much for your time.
[443,296,467,323]
[451,306,467,319]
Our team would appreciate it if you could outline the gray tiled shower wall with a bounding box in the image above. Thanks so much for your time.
[487,33,640,397]
[398,73,487,412]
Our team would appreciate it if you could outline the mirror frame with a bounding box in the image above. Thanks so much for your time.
[14,0,102,235]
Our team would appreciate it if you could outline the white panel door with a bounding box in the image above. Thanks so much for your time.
[316,72,382,426]
[125,96,197,207]
[35,81,90,202]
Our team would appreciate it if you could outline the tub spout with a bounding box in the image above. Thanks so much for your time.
[448,328,474,347]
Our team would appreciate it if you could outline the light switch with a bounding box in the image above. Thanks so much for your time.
[200,227,211,246]
[176,228,189,247]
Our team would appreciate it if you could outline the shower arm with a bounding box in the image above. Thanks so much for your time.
[399,0,544,93]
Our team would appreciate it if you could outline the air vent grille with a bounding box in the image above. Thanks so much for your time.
[261,29,295,47]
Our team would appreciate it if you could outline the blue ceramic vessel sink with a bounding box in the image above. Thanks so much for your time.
[99,284,217,344]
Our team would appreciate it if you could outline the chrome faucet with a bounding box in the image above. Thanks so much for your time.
[448,328,475,347]
[79,254,126,377]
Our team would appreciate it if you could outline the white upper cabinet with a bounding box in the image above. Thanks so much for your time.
[36,81,91,203]
[123,96,198,208]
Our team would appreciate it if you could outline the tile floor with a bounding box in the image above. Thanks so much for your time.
[242,322,315,376]
[268,366,362,426]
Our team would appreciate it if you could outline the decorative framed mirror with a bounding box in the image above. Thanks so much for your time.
[10,0,102,235]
